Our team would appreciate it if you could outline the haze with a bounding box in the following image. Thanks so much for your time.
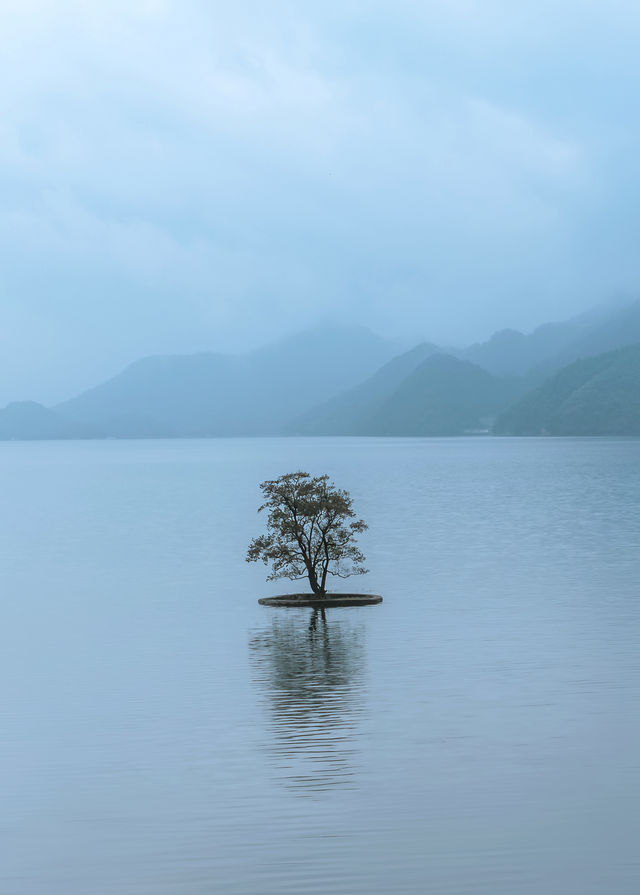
[2,0,640,405]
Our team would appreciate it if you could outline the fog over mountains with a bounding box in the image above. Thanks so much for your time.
[54,325,396,438]
[495,343,640,436]
[3,299,640,439]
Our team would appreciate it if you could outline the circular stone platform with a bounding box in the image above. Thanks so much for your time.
[258,593,383,608]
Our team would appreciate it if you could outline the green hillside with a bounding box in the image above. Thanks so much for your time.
[359,354,518,436]
[494,343,640,435]
[291,342,441,434]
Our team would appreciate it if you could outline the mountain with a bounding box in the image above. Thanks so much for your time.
[291,342,441,434]
[461,322,585,377]
[535,299,640,377]
[56,325,396,437]
[0,402,99,440]
[57,352,237,437]
[10,300,640,440]
[461,299,640,381]
[494,342,640,435]
[357,354,519,436]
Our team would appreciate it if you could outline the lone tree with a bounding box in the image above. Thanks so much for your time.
[246,471,368,596]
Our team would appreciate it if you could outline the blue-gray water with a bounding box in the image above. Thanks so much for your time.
[1,437,639,894]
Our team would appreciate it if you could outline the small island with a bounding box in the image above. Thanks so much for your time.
[258,593,383,607]
[247,471,381,607]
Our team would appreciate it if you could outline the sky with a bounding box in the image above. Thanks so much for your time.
[1,0,640,404]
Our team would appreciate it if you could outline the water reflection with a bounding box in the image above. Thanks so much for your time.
[249,609,367,795]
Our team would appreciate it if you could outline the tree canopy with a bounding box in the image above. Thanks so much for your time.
[246,471,368,596]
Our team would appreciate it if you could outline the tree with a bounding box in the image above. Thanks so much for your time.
[246,471,368,596]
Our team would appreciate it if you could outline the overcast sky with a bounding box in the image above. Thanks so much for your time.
[1,0,640,404]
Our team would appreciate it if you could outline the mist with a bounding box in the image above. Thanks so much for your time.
[2,1,640,405]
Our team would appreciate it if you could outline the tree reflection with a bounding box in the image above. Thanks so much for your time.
[249,609,367,795]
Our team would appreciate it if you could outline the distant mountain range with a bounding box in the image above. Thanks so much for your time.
[357,355,519,436]
[2,299,640,439]
[293,299,640,437]
[293,349,521,436]
[291,342,442,434]
[494,342,640,435]
[0,401,99,440]
[55,324,397,438]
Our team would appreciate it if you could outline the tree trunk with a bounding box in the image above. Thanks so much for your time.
[306,565,325,596]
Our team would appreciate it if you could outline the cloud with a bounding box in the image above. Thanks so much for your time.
[0,1,639,402]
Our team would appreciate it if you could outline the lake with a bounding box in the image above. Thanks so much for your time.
[1,437,639,894]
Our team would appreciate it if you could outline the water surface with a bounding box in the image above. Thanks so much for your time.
[1,437,639,893]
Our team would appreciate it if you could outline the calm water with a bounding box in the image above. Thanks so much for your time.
[1,437,640,894]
